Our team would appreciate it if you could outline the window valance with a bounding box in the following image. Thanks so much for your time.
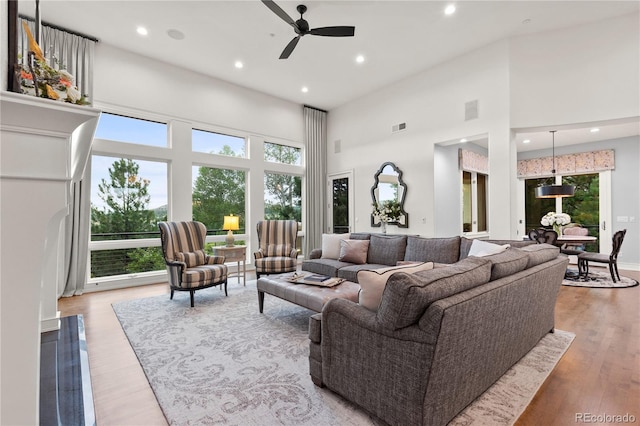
[517,149,615,179]
[459,149,488,174]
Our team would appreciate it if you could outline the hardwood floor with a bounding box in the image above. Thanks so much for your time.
[58,268,640,425]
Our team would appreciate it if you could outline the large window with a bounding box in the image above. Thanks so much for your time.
[192,165,246,234]
[95,113,167,147]
[462,171,487,233]
[264,172,302,221]
[264,142,302,165]
[88,113,305,287]
[525,173,600,251]
[192,129,246,157]
[90,156,168,277]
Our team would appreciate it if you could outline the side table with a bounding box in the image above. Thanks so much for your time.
[213,245,247,286]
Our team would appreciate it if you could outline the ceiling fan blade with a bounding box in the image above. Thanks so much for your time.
[309,26,355,37]
[261,0,297,29]
[280,36,301,59]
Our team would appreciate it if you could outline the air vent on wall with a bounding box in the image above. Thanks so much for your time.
[465,100,479,121]
[392,122,407,133]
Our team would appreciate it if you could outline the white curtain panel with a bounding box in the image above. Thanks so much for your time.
[303,106,327,256]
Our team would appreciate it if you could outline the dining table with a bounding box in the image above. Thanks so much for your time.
[556,235,597,244]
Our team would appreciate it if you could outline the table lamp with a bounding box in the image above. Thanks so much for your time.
[223,214,240,247]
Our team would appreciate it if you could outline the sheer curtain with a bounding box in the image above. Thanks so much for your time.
[19,18,97,296]
[304,106,327,256]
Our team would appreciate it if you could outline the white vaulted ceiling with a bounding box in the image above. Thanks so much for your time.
[24,1,640,147]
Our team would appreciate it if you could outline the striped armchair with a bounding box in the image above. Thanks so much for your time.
[254,220,299,279]
[158,221,228,307]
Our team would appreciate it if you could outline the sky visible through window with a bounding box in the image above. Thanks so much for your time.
[91,156,168,211]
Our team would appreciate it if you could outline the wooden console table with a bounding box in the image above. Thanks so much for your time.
[213,246,247,286]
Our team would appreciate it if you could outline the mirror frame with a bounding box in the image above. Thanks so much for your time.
[370,161,409,228]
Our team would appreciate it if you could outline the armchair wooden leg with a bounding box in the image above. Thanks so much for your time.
[258,291,265,313]
[190,290,195,308]
[614,262,621,281]
[224,280,228,296]
[170,289,174,300]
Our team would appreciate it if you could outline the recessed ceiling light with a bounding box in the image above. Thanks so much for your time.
[355,55,365,64]
[301,87,309,93]
[590,128,600,133]
[167,29,185,40]
[444,4,456,15]
[460,138,467,143]
[136,26,148,36]
[523,139,531,144]
[235,61,244,69]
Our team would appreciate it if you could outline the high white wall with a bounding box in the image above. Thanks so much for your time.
[93,44,304,143]
[327,12,639,245]
[328,40,514,238]
[510,13,640,128]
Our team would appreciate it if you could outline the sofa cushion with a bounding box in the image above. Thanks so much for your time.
[321,233,351,259]
[367,235,407,266]
[302,258,354,277]
[479,247,530,281]
[520,243,560,269]
[337,264,386,282]
[468,239,510,257]
[338,239,370,264]
[175,249,206,267]
[459,237,535,260]
[404,236,460,264]
[377,257,492,330]
[358,262,434,311]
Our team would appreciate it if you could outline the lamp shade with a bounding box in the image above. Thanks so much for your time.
[535,130,575,199]
[535,185,575,198]
[223,215,240,231]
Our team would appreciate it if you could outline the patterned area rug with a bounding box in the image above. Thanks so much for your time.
[563,269,639,288]
[113,283,574,426]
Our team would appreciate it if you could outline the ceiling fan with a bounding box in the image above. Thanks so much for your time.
[262,0,355,59]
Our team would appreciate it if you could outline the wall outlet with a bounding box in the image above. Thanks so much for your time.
[630,216,636,222]
[617,216,629,223]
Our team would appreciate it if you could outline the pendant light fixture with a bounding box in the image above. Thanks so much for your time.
[535,130,575,198]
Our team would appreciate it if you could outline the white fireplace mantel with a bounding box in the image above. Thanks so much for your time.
[0,91,100,425]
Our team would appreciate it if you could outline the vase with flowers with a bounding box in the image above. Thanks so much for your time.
[540,211,571,235]
[18,21,89,105]
[372,200,402,234]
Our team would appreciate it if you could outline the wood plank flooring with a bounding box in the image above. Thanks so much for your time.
[58,267,640,425]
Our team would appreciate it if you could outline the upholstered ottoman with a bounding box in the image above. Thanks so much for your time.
[257,274,360,313]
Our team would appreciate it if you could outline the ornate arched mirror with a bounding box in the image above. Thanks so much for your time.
[371,162,408,228]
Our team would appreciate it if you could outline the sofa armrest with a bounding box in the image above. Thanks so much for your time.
[309,248,322,259]
[320,298,435,425]
[253,249,264,260]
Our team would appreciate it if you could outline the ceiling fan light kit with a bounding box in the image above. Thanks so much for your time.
[262,0,356,59]
[535,130,575,199]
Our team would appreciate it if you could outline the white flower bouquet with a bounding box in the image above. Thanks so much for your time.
[541,211,571,234]
[372,200,402,223]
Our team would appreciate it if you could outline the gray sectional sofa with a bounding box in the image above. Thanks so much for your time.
[306,233,568,425]
[302,233,535,282]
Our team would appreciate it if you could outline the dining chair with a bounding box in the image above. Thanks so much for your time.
[577,229,626,282]
[560,224,589,255]
[528,228,558,245]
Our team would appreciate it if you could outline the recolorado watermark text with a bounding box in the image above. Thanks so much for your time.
[576,413,636,423]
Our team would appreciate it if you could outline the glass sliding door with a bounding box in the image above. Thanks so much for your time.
[525,173,601,252]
